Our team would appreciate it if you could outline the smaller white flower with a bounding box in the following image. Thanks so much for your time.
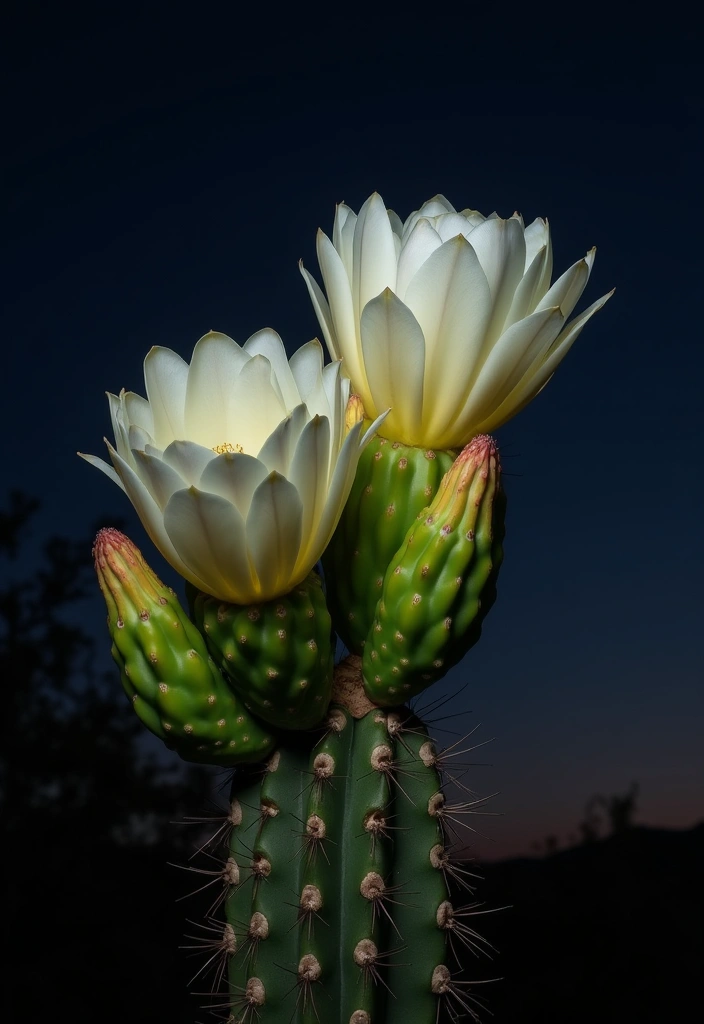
[80,329,386,603]
[301,192,613,449]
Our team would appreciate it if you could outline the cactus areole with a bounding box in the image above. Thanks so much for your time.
[86,190,611,1021]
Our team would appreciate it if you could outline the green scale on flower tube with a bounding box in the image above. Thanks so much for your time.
[191,571,334,730]
[322,429,456,655]
[94,528,276,764]
[362,435,506,706]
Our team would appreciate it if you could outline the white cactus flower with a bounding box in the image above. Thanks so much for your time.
[80,329,386,603]
[301,192,613,449]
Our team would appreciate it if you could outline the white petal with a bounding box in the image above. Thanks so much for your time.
[434,212,479,243]
[360,289,426,443]
[246,473,304,596]
[395,218,444,301]
[127,424,155,452]
[316,231,365,387]
[163,487,254,603]
[106,442,207,590]
[536,249,595,320]
[184,331,248,449]
[243,328,300,411]
[387,208,404,239]
[123,391,154,435]
[352,192,398,321]
[332,202,357,278]
[131,449,186,510]
[320,360,346,451]
[402,236,492,443]
[299,261,339,360]
[78,451,126,492]
[403,195,457,237]
[143,346,189,448]
[290,339,325,402]
[474,290,614,435]
[504,245,549,326]
[524,217,550,269]
[256,403,309,475]
[288,414,331,548]
[161,439,216,484]
[303,422,363,563]
[198,452,269,518]
[107,392,130,460]
[466,216,527,344]
[227,354,289,455]
[447,307,564,447]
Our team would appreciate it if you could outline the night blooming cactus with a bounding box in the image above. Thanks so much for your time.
[84,192,611,1022]
[300,192,613,449]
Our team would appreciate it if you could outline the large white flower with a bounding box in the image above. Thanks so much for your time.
[301,192,613,449]
[80,329,386,603]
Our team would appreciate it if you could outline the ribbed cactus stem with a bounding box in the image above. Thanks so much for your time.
[219,691,480,1023]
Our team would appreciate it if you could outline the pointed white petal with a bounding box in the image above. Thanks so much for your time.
[303,422,363,565]
[524,217,550,269]
[256,404,309,475]
[288,414,331,548]
[299,261,339,360]
[132,449,186,509]
[78,452,126,492]
[227,354,289,455]
[466,216,526,344]
[395,218,443,301]
[106,442,206,589]
[127,424,156,452]
[123,391,154,435]
[352,192,398,321]
[316,229,367,391]
[474,290,614,435]
[246,473,304,596]
[442,307,564,447]
[536,249,595,320]
[163,487,254,603]
[504,245,548,326]
[143,346,189,448]
[198,452,269,517]
[243,328,300,411]
[360,289,426,443]
[402,235,492,443]
[184,331,247,449]
[162,439,217,484]
[332,202,357,277]
[290,339,325,402]
[434,212,479,243]
[387,208,404,239]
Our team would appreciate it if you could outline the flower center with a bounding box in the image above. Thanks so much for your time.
[212,442,244,454]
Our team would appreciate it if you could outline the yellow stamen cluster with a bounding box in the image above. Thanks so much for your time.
[212,442,244,454]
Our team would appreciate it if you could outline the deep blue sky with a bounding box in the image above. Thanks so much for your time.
[4,7,702,856]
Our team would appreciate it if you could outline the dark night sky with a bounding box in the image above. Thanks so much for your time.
[4,6,702,857]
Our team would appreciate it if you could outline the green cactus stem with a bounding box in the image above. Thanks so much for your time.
[93,528,276,765]
[210,685,488,1024]
[191,571,334,730]
[322,430,456,655]
[362,434,505,706]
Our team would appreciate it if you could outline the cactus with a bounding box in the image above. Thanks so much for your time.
[191,571,334,730]
[93,436,504,1022]
[362,435,505,706]
[205,697,490,1024]
[322,431,456,654]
